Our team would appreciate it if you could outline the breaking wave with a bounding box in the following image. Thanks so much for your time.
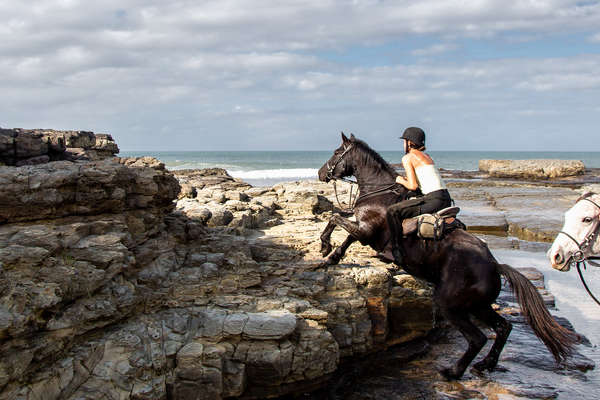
[228,168,319,180]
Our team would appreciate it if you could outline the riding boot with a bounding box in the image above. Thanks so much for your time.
[386,206,406,266]
[391,230,406,266]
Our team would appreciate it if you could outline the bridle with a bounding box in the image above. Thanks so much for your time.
[325,143,404,213]
[325,143,358,212]
[557,196,600,306]
[326,143,355,184]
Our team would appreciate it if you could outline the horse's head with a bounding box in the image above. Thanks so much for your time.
[548,192,600,271]
[318,132,356,182]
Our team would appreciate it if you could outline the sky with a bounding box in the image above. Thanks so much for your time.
[1,0,600,152]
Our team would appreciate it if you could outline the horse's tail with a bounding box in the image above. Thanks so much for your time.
[496,263,579,363]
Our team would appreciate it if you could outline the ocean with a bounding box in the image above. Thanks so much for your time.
[120,150,600,187]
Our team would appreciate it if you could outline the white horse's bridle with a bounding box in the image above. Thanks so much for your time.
[557,197,600,267]
[557,195,600,306]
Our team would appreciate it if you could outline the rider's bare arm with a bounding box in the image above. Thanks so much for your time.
[396,154,419,191]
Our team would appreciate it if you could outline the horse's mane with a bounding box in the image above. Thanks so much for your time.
[350,137,398,176]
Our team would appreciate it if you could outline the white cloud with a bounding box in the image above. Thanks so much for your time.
[590,32,600,42]
[1,1,600,150]
[411,43,458,56]
[516,109,558,116]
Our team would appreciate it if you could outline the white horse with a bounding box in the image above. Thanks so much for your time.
[548,192,600,271]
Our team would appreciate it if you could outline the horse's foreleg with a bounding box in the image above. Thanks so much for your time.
[320,219,337,257]
[472,306,512,372]
[321,235,357,266]
[319,215,364,266]
[438,307,487,380]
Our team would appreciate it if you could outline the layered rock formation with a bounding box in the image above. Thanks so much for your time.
[0,139,432,399]
[0,128,118,166]
[1,132,593,399]
[479,159,585,179]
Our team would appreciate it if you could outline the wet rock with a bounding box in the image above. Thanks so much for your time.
[388,274,433,345]
[454,198,508,234]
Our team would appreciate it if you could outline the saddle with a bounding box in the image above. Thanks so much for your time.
[402,206,466,240]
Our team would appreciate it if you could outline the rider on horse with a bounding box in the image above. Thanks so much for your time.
[386,127,453,265]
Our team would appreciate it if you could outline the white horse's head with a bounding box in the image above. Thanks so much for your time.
[548,192,600,271]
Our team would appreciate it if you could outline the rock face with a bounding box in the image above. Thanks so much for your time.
[0,157,179,224]
[0,157,432,399]
[1,152,592,399]
[0,128,119,166]
[479,159,585,179]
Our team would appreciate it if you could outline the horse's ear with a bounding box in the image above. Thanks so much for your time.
[350,133,356,141]
[341,132,349,143]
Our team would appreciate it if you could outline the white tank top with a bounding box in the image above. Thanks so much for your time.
[415,164,446,194]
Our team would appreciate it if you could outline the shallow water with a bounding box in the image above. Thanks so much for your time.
[291,242,599,400]
[492,248,600,399]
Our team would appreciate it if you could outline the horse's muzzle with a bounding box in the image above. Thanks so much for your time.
[317,166,330,182]
[551,261,571,272]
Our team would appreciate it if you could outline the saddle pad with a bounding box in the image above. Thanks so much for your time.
[436,206,460,218]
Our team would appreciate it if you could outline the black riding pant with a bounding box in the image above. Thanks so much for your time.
[388,189,452,220]
[386,189,452,239]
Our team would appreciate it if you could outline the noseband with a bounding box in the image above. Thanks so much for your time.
[326,143,354,183]
[558,196,600,306]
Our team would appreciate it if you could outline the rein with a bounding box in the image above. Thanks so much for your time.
[325,140,406,212]
[326,143,358,212]
[558,197,600,306]
[326,143,403,212]
[332,180,358,213]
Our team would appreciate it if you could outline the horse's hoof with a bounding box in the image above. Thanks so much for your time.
[320,246,332,257]
[470,367,486,378]
[473,360,494,372]
[319,258,339,267]
[439,367,461,381]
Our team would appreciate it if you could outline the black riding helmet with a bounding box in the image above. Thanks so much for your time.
[400,127,425,148]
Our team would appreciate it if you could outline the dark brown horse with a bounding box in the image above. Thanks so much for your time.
[318,133,579,379]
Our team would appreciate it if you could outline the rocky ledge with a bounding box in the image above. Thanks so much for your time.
[0,156,433,399]
[0,128,119,166]
[0,135,595,399]
[479,159,585,179]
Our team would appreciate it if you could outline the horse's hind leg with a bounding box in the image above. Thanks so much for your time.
[439,307,487,380]
[472,305,512,372]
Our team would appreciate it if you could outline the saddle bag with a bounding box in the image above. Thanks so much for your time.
[417,214,444,240]
[402,206,464,240]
